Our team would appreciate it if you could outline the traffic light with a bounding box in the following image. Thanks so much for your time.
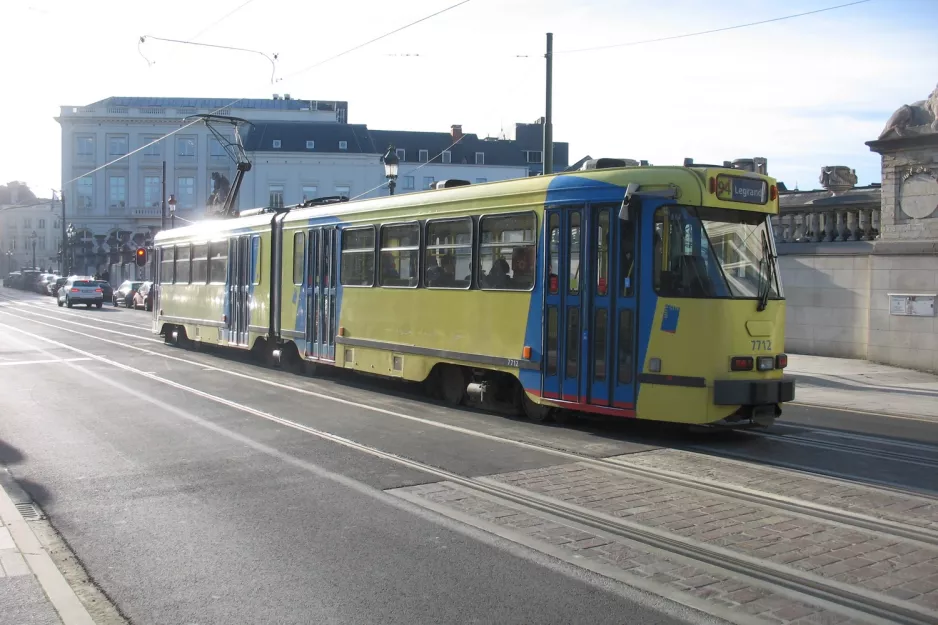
[135,247,148,267]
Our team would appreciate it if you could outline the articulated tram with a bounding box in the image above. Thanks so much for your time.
[151,160,794,427]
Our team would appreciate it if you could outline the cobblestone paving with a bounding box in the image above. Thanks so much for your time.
[490,463,938,614]
[613,449,938,532]
[395,482,876,625]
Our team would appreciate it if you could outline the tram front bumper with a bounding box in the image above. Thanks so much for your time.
[712,377,796,406]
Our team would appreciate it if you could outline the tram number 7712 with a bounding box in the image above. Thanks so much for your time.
[751,340,773,351]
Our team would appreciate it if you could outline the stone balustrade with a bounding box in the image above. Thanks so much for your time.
[772,204,880,243]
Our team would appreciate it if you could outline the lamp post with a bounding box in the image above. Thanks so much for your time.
[382,145,399,196]
[168,194,177,228]
[29,231,38,270]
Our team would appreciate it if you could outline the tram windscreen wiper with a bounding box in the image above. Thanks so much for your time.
[757,230,774,312]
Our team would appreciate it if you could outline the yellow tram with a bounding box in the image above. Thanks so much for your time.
[152,159,794,427]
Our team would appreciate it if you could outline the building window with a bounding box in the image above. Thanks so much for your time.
[23,218,31,228]
[396,148,405,161]
[335,185,350,196]
[479,213,536,290]
[379,223,419,287]
[272,139,282,149]
[475,152,485,165]
[339,141,348,151]
[108,176,127,208]
[301,186,318,202]
[340,227,375,287]
[402,176,415,190]
[425,218,472,289]
[38,237,46,251]
[53,220,59,229]
[419,149,429,163]
[38,219,45,229]
[268,184,284,208]
[177,177,195,208]
[210,138,228,157]
[526,150,543,164]
[143,136,161,157]
[108,135,128,157]
[306,140,315,150]
[144,176,161,208]
[442,150,452,164]
[77,176,93,209]
[76,136,94,158]
[293,232,305,285]
[176,137,196,157]
[208,242,227,284]
[475,178,487,184]
[423,176,435,189]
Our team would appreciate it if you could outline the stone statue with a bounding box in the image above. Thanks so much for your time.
[208,172,231,207]
[819,165,857,194]
[879,82,938,139]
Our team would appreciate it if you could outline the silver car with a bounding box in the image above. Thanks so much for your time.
[57,277,104,309]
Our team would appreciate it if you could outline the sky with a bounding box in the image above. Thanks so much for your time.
[1,0,937,195]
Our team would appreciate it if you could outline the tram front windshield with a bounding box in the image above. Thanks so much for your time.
[653,205,783,300]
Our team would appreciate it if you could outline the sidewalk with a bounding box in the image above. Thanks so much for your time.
[0,471,94,625]
[787,353,938,420]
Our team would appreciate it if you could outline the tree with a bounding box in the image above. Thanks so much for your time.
[0,181,38,205]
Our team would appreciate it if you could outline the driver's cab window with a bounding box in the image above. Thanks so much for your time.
[653,206,727,298]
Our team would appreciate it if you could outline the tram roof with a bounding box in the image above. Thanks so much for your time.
[154,165,776,244]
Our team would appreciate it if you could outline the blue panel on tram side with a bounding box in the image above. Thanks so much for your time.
[635,201,662,388]
[544,173,627,205]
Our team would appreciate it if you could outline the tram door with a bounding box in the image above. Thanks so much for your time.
[227,235,252,346]
[542,205,638,410]
[305,227,337,361]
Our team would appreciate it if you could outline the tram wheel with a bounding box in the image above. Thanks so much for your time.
[519,388,553,423]
[439,365,468,406]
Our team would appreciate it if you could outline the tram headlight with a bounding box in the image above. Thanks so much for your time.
[756,356,775,371]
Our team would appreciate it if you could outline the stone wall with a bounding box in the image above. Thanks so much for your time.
[879,147,938,240]
[777,243,938,372]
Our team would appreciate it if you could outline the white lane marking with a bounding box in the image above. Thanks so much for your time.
[0,357,92,366]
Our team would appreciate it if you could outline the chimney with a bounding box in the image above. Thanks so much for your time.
[451,125,463,141]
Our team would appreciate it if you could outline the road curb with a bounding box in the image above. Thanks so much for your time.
[0,476,96,625]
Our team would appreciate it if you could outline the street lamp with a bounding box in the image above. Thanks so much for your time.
[168,194,177,228]
[29,231,38,270]
[382,145,399,196]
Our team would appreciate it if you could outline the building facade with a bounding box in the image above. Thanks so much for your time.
[58,96,569,275]
[57,96,348,274]
[0,198,61,274]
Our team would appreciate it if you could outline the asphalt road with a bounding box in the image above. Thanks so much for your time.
[1,285,937,624]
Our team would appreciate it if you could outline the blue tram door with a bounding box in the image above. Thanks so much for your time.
[542,205,637,412]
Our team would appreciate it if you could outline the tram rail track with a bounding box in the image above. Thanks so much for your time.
[2,292,938,544]
[2,314,937,625]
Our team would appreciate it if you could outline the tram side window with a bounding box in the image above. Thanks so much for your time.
[379,223,419,288]
[175,244,191,284]
[479,213,536,290]
[160,247,174,284]
[568,211,581,294]
[340,227,375,287]
[547,213,560,294]
[207,242,227,284]
[252,237,261,285]
[293,232,305,285]
[191,243,208,284]
[425,218,471,289]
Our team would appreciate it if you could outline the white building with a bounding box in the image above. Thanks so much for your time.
[57,95,569,275]
[0,198,61,274]
[57,96,348,274]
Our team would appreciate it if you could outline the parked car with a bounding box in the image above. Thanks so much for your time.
[57,277,103,309]
[51,276,69,297]
[94,280,113,303]
[20,270,42,292]
[113,280,143,307]
[37,274,57,294]
[3,272,20,287]
[132,281,153,311]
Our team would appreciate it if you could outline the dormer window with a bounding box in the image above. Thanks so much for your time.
[419,149,428,163]
[272,139,282,149]
[306,140,315,150]
[339,141,348,151]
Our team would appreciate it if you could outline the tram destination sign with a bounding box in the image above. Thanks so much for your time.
[715,175,767,205]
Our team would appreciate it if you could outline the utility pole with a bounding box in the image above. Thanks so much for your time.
[59,190,66,274]
[161,160,167,232]
[543,32,554,176]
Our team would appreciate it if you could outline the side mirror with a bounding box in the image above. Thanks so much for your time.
[619,183,641,221]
